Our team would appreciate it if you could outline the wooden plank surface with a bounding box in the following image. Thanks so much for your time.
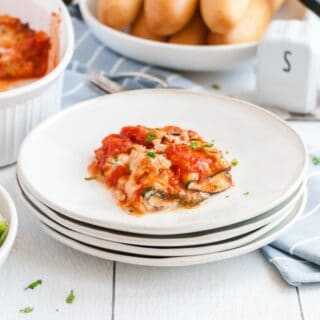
[0,166,114,320]
[299,285,320,320]
[115,252,301,320]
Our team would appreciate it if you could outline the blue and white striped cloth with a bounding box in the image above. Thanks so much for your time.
[64,15,320,286]
[62,17,201,108]
[262,155,320,286]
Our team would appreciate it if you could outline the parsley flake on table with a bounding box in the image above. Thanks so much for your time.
[243,192,250,196]
[211,84,221,90]
[19,307,34,314]
[231,158,239,167]
[312,156,320,166]
[25,279,42,290]
[66,290,75,304]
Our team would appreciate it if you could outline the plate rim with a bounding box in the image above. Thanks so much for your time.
[38,190,307,267]
[18,173,306,247]
[27,193,300,257]
[17,89,308,235]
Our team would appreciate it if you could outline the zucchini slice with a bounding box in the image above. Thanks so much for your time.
[187,171,233,194]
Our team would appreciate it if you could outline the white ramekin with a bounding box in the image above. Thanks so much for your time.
[0,0,74,167]
[0,184,18,269]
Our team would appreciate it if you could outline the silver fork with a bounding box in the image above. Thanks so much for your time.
[86,71,171,94]
[87,72,124,94]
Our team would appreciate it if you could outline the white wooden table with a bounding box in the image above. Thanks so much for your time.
[1,66,319,320]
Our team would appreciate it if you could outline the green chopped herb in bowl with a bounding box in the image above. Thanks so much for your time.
[0,184,18,269]
[0,214,8,247]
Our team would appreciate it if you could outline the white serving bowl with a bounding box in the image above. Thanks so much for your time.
[0,0,74,167]
[79,0,307,72]
[0,184,18,268]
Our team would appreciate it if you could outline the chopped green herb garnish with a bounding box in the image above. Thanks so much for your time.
[190,140,214,149]
[20,307,34,314]
[142,187,154,198]
[312,156,320,166]
[231,158,239,166]
[154,190,171,200]
[211,84,221,90]
[66,290,75,304]
[146,151,156,158]
[145,132,157,143]
[189,141,201,150]
[0,216,8,246]
[243,192,250,196]
[0,220,6,234]
[204,142,214,148]
[109,157,118,165]
[84,176,95,181]
[25,279,42,290]
[225,195,230,198]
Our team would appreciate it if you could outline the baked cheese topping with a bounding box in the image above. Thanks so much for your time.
[89,125,233,215]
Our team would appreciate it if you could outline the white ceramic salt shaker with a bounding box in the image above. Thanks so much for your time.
[256,19,320,114]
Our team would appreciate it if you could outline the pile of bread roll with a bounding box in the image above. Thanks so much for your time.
[98,0,285,45]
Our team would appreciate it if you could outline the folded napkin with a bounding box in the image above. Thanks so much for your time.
[262,154,320,286]
[64,14,320,286]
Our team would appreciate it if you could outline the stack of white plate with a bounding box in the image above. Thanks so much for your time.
[16,90,308,267]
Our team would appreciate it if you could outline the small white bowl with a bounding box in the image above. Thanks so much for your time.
[0,184,18,268]
[0,0,74,167]
[79,0,307,72]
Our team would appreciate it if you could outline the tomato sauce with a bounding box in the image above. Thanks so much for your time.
[166,144,218,181]
[120,125,148,145]
[106,165,129,187]
[94,134,132,170]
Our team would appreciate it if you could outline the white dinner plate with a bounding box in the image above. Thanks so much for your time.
[17,90,307,235]
[38,191,306,266]
[24,191,299,257]
[79,0,308,71]
[18,175,305,247]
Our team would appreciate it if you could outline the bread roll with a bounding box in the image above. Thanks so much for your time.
[200,0,251,34]
[144,0,198,36]
[207,0,272,44]
[98,0,143,30]
[269,0,285,12]
[169,13,207,45]
[131,12,167,42]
